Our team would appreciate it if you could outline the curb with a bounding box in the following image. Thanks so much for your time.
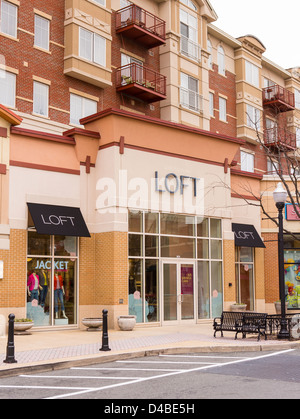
[1,340,300,378]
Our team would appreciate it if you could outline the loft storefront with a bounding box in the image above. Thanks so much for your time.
[26,203,90,328]
[128,211,223,325]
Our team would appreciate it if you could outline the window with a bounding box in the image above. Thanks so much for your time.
[180,0,197,11]
[70,93,97,125]
[93,0,105,5]
[0,0,17,38]
[295,90,300,109]
[79,28,106,67]
[267,158,279,174]
[34,15,50,51]
[219,97,227,121]
[241,150,254,173]
[245,60,259,87]
[217,45,225,75]
[235,247,254,311]
[209,92,214,116]
[207,39,213,69]
[180,72,201,112]
[297,128,300,148]
[247,104,260,130]
[0,69,16,108]
[33,81,49,117]
[180,8,200,61]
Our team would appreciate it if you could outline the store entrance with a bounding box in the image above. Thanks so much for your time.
[162,260,196,325]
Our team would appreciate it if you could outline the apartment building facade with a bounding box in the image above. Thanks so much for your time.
[0,0,299,329]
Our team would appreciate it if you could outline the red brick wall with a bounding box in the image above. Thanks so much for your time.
[262,232,279,303]
[0,2,161,126]
[209,64,237,138]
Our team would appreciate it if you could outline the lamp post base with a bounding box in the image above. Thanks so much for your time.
[277,318,290,340]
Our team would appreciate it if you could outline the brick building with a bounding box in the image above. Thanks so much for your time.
[0,0,299,330]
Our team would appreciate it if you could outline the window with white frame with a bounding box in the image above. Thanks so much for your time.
[207,39,213,69]
[267,157,279,174]
[241,150,254,173]
[180,0,197,11]
[297,128,300,148]
[0,0,17,38]
[70,93,97,126]
[246,104,260,130]
[34,15,50,51]
[180,8,200,61]
[295,89,300,109]
[33,81,49,117]
[79,27,106,67]
[245,60,259,87]
[217,45,225,75]
[219,96,227,121]
[93,0,105,5]
[209,92,214,116]
[180,72,201,112]
[0,69,16,108]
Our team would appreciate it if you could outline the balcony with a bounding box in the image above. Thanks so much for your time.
[264,127,296,150]
[263,84,295,113]
[115,5,166,49]
[116,63,167,103]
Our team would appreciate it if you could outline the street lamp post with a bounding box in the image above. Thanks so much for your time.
[273,183,290,339]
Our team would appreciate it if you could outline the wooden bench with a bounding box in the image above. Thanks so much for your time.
[213,311,244,338]
[213,311,268,341]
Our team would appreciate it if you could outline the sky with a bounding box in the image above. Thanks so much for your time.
[210,0,299,70]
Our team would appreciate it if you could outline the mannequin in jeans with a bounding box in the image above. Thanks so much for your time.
[27,271,42,302]
[54,271,67,319]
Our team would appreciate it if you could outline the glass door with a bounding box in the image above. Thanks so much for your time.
[162,260,195,325]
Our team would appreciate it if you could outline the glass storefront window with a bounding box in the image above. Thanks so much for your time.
[128,211,223,323]
[28,232,51,255]
[284,249,300,309]
[161,214,194,236]
[27,232,78,327]
[235,247,254,311]
[145,259,159,322]
[161,236,195,258]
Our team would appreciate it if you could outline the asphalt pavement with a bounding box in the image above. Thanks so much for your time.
[0,322,299,377]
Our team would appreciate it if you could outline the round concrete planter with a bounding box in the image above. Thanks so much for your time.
[14,321,34,335]
[82,318,103,332]
[231,304,247,312]
[274,302,288,314]
[118,315,136,331]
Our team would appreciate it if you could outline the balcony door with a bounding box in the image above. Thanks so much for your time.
[162,260,196,325]
[121,54,143,85]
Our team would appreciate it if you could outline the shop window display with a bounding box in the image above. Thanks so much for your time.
[284,250,300,309]
[27,232,77,327]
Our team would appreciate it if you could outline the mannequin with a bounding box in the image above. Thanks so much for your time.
[54,271,67,319]
[38,268,48,308]
[27,271,42,302]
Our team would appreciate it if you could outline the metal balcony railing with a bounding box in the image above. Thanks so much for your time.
[263,84,295,113]
[116,63,167,103]
[264,127,296,150]
[115,4,166,48]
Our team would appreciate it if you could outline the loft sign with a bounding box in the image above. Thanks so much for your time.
[155,171,200,196]
[41,214,76,227]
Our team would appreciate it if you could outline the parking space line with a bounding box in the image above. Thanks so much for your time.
[20,374,145,380]
[46,349,295,400]
[159,354,248,359]
[0,385,93,390]
[71,367,186,372]
[116,360,222,365]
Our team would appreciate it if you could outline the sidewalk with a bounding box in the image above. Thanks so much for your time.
[0,322,299,377]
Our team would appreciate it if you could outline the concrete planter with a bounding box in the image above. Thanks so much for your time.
[82,318,103,332]
[14,321,34,335]
[118,315,136,331]
[231,304,247,312]
[274,302,288,314]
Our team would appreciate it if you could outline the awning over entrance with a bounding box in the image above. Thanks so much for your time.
[27,203,90,237]
[232,223,265,248]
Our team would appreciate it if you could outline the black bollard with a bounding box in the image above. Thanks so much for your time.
[100,309,111,352]
[4,314,17,364]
